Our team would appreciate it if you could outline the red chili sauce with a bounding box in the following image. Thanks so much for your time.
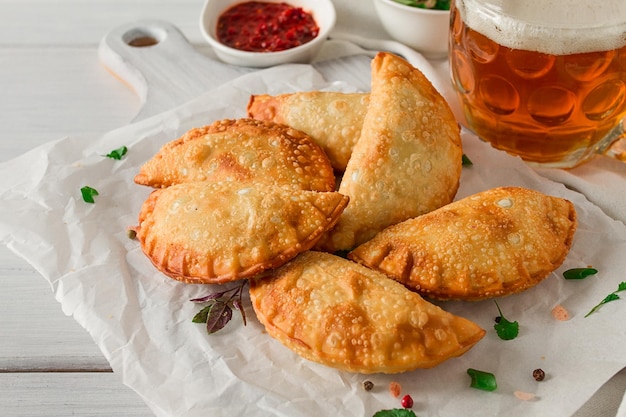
[216,1,320,53]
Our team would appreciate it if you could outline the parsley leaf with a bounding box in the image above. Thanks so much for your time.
[467,368,498,391]
[392,0,450,10]
[493,300,519,340]
[461,154,473,166]
[80,186,99,203]
[372,409,417,417]
[105,146,128,160]
[585,282,626,317]
[563,267,598,280]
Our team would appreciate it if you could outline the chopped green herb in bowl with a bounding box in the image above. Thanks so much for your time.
[374,0,451,59]
[393,0,451,10]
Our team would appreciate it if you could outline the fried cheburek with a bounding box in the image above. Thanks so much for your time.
[250,251,485,374]
[134,118,336,192]
[316,52,463,252]
[133,181,349,284]
[247,92,370,171]
[130,51,582,377]
[349,187,577,300]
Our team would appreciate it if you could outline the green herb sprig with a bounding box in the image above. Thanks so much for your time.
[80,186,99,203]
[373,409,417,417]
[191,281,248,334]
[104,146,128,160]
[466,368,497,391]
[585,281,626,317]
[493,300,519,340]
[393,0,450,10]
[563,267,598,280]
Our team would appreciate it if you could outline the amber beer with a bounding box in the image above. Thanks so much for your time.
[449,0,626,167]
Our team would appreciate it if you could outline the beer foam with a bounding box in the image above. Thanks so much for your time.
[458,0,626,54]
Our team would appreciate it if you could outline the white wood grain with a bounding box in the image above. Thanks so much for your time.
[0,248,110,371]
[0,48,139,162]
[0,373,152,416]
[0,0,207,46]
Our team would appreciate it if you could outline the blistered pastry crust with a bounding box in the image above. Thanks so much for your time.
[317,52,462,252]
[349,187,577,300]
[134,118,335,192]
[247,92,370,171]
[134,181,349,284]
[250,251,485,374]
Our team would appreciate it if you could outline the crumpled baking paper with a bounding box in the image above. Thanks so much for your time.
[1,55,626,417]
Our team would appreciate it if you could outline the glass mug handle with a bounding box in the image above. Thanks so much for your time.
[601,119,626,163]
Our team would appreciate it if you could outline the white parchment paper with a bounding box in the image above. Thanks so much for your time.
[1,56,626,417]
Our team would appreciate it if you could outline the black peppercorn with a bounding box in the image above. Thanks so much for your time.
[362,380,374,391]
[533,368,546,381]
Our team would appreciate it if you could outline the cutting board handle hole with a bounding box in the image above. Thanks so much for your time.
[122,26,167,47]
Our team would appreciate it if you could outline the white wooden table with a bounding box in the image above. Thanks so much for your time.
[1,1,625,416]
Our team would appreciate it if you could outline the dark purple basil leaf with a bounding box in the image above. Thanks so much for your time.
[206,302,233,334]
[190,292,227,303]
[232,299,247,326]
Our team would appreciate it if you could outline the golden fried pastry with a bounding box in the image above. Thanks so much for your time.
[250,251,485,374]
[134,118,335,192]
[349,187,577,300]
[247,92,369,171]
[316,52,463,252]
[133,181,349,284]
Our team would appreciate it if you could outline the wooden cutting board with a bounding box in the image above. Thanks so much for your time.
[99,20,253,122]
[97,20,455,122]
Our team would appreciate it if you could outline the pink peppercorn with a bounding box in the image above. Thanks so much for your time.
[401,394,414,409]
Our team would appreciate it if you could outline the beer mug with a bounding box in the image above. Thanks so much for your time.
[449,0,626,168]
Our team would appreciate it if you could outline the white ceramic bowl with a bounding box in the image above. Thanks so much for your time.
[200,0,336,67]
[373,0,450,59]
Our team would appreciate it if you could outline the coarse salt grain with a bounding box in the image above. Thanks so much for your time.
[514,390,536,401]
[552,304,570,321]
[389,381,402,398]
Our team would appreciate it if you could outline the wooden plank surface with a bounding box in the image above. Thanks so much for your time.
[0,373,151,416]
[0,0,206,46]
[0,48,139,162]
[0,247,110,371]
